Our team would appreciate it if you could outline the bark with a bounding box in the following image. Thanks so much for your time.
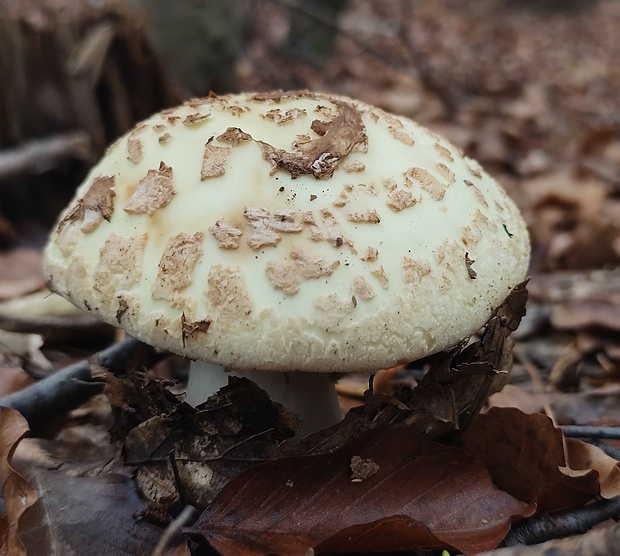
[0,0,180,228]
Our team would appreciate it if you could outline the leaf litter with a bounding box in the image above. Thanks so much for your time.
[3,276,618,555]
[0,407,165,556]
[187,425,532,556]
[3,2,620,554]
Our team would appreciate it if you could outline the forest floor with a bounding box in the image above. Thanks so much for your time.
[1,1,620,555]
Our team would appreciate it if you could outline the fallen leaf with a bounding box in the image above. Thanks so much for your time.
[0,368,33,398]
[18,469,163,555]
[460,407,620,512]
[0,408,38,556]
[564,438,620,499]
[100,366,183,438]
[551,298,620,333]
[188,425,532,556]
[123,377,300,510]
[0,290,107,342]
[0,249,45,300]
[0,329,52,376]
[369,281,528,441]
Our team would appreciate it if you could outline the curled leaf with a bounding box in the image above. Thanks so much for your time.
[0,408,38,556]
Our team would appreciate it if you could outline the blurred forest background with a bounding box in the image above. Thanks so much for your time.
[2,0,620,273]
[2,1,620,555]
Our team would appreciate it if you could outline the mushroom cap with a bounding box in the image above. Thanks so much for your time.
[45,91,529,372]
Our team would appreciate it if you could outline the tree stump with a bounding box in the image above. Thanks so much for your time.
[0,0,181,234]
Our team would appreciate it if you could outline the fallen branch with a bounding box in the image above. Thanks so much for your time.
[0,131,91,183]
[481,521,620,556]
[503,496,620,547]
[0,338,156,429]
[561,425,620,440]
[150,505,196,556]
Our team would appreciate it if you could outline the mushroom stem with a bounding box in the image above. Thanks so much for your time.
[186,360,342,436]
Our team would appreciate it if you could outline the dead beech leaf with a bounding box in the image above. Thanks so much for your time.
[17,468,162,555]
[370,280,528,441]
[0,408,37,556]
[0,329,52,376]
[564,438,620,499]
[188,425,532,556]
[0,367,33,398]
[461,407,617,512]
[0,249,45,300]
[551,298,620,333]
[123,378,299,510]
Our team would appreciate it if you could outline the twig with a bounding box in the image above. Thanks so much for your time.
[481,521,620,555]
[504,496,620,547]
[150,505,196,556]
[168,450,188,507]
[0,131,91,182]
[561,425,620,440]
[0,338,151,429]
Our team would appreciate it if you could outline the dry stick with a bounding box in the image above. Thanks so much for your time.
[561,425,620,440]
[0,337,147,429]
[0,131,91,182]
[504,496,620,547]
[481,521,620,556]
[150,505,196,556]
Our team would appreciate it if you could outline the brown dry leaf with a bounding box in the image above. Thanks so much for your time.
[564,438,620,499]
[123,377,300,510]
[551,298,620,333]
[0,330,52,377]
[488,384,551,415]
[0,367,33,398]
[100,366,184,438]
[0,408,38,556]
[0,403,162,555]
[551,384,620,427]
[0,290,108,343]
[188,425,532,556]
[374,281,528,440]
[492,381,620,429]
[460,407,619,513]
[0,249,45,300]
[17,468,163,555]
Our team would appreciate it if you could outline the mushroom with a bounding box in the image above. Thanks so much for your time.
[44,91,530,435]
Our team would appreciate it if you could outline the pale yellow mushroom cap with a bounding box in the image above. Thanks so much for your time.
[44,91,530,372]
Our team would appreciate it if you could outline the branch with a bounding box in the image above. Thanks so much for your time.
[481,521,620,556]
[0,131,91,183]
[503,496,620,547]
[0,338,156,429]
[150,505,196,556]
[561,425,620,440]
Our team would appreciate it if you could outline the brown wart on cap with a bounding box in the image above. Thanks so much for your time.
[216,127,253,146]
[244,208,303,250]
[183,113,211,126]
[152,232,204,308]
[209,220,243,249]
[127,124,147,164]
[181,313,211,347]
[405,167,450,201]
[261,108,307,125]
[124,162,175,215]
[44,90,530,436]
[58,176,116,233]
